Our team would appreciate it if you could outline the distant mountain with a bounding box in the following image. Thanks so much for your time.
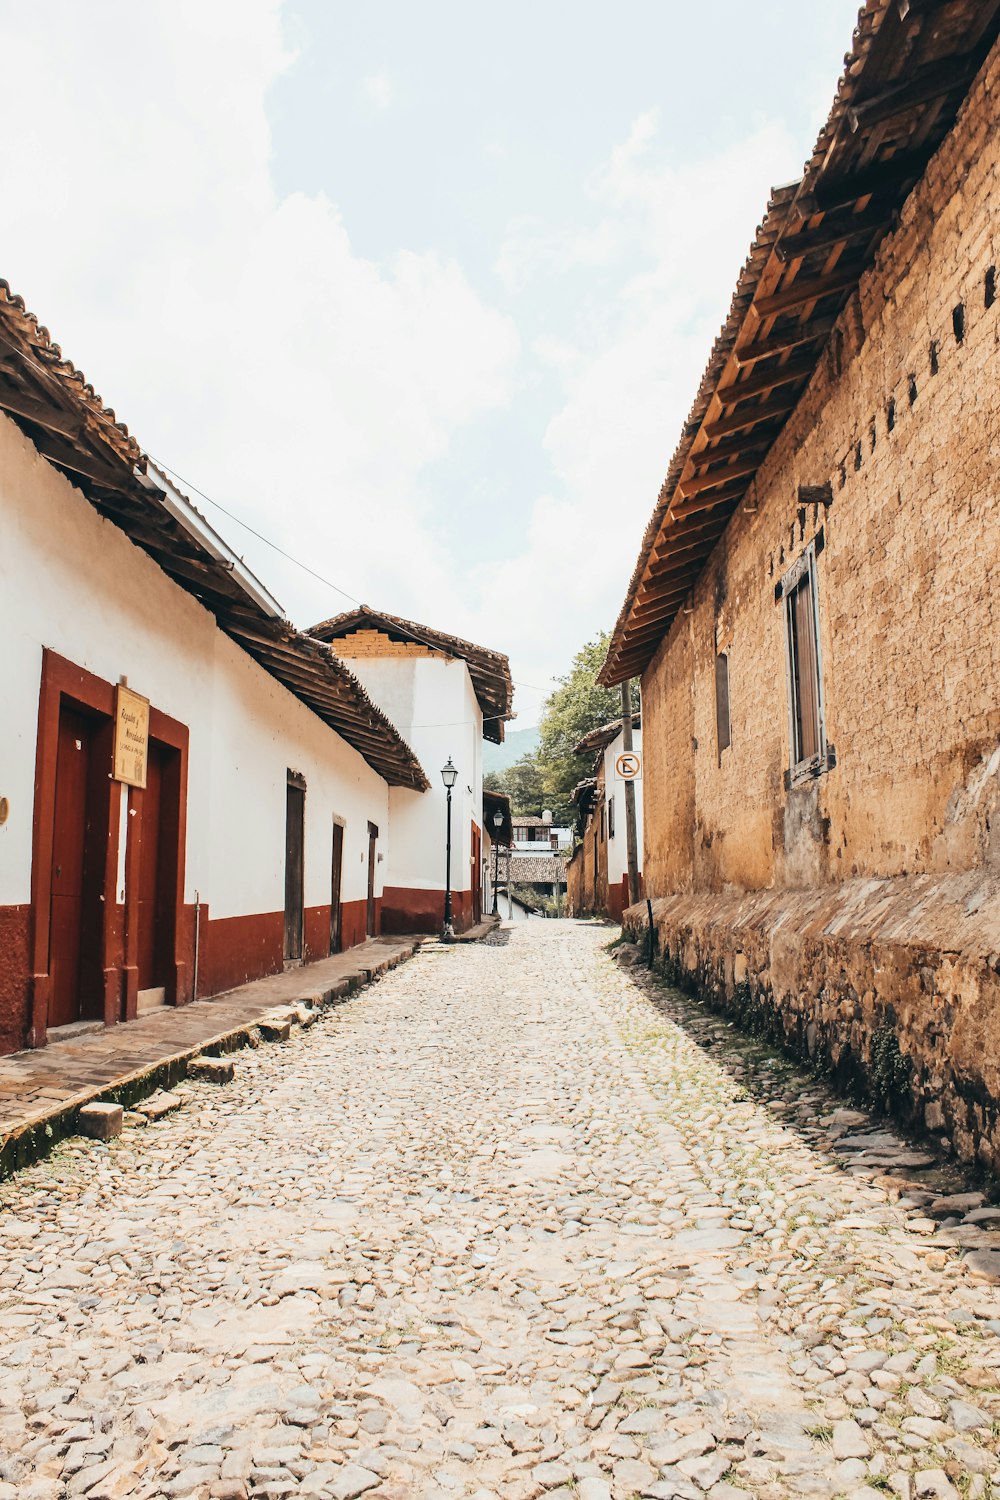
[484,725,540,773]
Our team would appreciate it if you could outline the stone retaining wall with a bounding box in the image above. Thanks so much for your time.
[624,871,1000,1175]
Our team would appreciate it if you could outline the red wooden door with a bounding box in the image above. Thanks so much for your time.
[136,742,166,992]
[49,706,94,1027]
[471,824,482,923]
[330,822,344,954]
[366,822,378,937]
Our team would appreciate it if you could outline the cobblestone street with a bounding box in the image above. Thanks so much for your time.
[2,922,999,1500]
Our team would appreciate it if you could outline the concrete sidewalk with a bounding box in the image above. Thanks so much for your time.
[0,935,421,1176]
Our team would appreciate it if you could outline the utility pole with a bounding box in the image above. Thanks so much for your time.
[621,677,640,909]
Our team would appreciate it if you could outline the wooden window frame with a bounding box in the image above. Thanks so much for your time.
[715,651,732,760]
[607,794,615,841]
[779,537,835,786]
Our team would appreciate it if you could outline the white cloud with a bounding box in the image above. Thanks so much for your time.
[0,0,517,632]
[469,112,802,700]
[362,71,394,110]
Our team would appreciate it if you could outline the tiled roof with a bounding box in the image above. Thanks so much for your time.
[310,606,514,745]
[573,714,641,757]
[0,283,428,791]
[508,855,567,884]
[600,0,1000,686]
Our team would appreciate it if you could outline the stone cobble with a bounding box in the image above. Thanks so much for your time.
[0,922,997,1500]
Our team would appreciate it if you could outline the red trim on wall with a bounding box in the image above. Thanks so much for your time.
[0,906,32,1055]
[194,898,378,1002]
[381,886,474,935]
[122,705,190,1019]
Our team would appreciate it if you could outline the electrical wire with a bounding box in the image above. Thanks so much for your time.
[3,339,555,699]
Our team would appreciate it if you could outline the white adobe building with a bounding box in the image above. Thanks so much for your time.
[0,282,427,1055]
[572,715,644,921]
[309,609,514,935]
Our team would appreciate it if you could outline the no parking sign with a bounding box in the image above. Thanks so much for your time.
[614,750,642,782]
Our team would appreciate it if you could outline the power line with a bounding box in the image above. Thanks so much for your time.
[2,335,556,696]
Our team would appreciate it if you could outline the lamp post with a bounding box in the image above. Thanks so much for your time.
[441,757,458,940]
[491,808,504,915]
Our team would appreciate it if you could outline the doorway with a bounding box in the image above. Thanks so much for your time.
[471,823,482,924]
[285,774,305,962]
[366,821,378,938]
[134,740,181,1011]
[48,704,102,1028]
[330,819,344,954]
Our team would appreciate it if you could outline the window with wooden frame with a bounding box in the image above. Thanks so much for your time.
[779,536,834,784]
[715,652,731,757]
[607,795,615,840]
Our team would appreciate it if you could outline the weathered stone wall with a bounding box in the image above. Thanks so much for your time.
[636,44,1000,1166]
[642,42,1000,896]
[625,873,1000,1174]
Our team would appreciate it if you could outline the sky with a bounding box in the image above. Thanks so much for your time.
[1,0,860,726]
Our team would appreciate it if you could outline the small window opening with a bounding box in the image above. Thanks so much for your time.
[886,397,895,432]
[854,441,862,472]
[986,267,996,310]
[929,340,939,376]
[869,421,877,453]
[608,795,615,840]
[953,303,965,344]
[908,373,918,405]
[715,652,731,757]
[782,550,825,774]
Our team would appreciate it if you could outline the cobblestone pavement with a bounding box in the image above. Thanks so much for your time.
[1,922,999,1500]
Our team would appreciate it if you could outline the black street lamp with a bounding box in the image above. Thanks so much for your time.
[491,807,504,915]
[441,757,458,940]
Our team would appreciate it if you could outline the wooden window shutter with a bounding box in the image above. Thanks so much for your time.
[793,576,821,760]
[715,653,731,755]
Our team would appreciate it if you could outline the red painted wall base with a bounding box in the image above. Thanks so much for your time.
[0,895,382,1055]
[381,886,475,935]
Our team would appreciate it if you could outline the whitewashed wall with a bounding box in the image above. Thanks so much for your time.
[0,412,390,918]
[604,727,644,887]
[333,654,483,896]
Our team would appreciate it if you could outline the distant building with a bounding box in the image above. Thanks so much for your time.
[566,717,643,920]
[510,813,573,854]
[309,608,514,934]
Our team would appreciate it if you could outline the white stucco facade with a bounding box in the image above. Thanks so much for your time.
[0,410,391,934]
[604,727,644,888]
[329,652,484,919]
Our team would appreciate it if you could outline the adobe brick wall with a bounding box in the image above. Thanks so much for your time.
[645,42,1000,892]
[637,42,1000,1168]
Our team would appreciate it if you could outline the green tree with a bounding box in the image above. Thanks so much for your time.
[536,632,624,825]
[484,755,546,816]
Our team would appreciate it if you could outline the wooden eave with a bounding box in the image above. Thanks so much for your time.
[310,607,515,745]
[599,0,1000,687]
[0,283,428,791]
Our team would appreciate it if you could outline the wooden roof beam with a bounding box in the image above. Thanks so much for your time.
[0,381,84,440]
[677,459,760,499]
[703,394,798,441]
[804,150,930,213]
[847,53,981,133]
[689,432,773,470]
[774,203,893,264]
[671,483,748,520]
[733,317,837,368]
[752,264,860,320]
[715,352,816,405]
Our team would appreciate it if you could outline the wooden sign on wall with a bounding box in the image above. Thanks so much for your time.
[113,684,150,788]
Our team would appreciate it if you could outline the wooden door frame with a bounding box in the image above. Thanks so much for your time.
[122,713,189,1019]
[284,771,306,962]
[366,821,378,938]
[330,815,345,954]
[30,650,189,1047]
